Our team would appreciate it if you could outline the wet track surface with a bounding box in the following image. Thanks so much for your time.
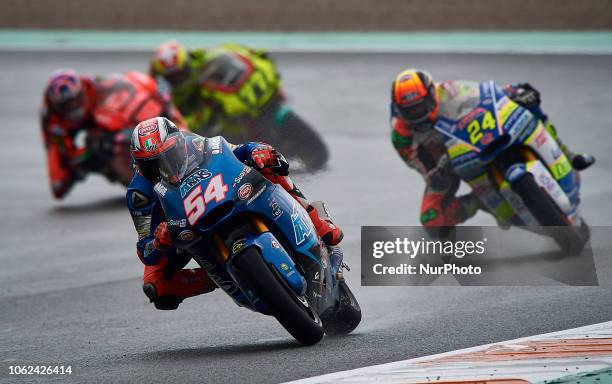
[1,51,612,383]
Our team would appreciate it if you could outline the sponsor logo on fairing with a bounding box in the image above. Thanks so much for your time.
[179,169,212,198]
[237,183,253,200]
[232,166,252,187]
[271,239,280,249]
[178,230,195,241]
[280,263,290,271]
[208,137,222,155]
[269,198,283,220]
[232,239,246,254]
[291,202,312,246]
[168,218,187,227]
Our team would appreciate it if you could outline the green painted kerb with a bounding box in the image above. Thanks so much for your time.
[0,30,611,53]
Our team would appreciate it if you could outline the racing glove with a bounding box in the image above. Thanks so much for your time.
[506,83,541,109]
[426,154,454,191]
[250,144,289,176]
[153,222,172,250]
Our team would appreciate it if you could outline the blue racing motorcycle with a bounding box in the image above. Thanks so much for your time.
[154,136,360,345]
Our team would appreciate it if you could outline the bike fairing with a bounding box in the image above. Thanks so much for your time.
[433,80,581,225]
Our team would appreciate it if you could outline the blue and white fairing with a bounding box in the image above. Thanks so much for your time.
[433,81,581,225]
[152,135,323,313]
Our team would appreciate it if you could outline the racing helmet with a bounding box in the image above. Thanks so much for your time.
[45,69,90,123]
[131,117,188,184]
[151,41,190,87]
[392,69,439,126]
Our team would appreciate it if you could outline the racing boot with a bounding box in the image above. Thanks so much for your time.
[142,264,217,310]
[307,201,344,246]
[329,246,349,281]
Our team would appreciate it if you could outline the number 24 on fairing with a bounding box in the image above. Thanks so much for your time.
[183,174,229,225]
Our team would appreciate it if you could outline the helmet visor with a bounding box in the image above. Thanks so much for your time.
[134,132,187,184]
[396,83,437,124]
[157,132,188,184]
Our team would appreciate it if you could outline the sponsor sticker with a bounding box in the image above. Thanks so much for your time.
[154,182,167,197]
[232,166,252,187]
[238,183,253,200]
[280,262,290,271]
[179,169,212,198]
[291,201,312,246]
[178,230,195,241]
[138,121,158,136]
[168,218,187,227]
[271,239,280,249]
[269,198,283,220]
[208,137,222,155]
[232,239,246,254]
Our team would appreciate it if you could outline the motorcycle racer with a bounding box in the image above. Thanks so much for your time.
[390,69,595,229]
[126,117,342,310]
[149,40,278,134]
[40,69,186,199]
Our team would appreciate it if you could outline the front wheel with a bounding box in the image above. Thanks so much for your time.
[233,248,324,345]
[322,281,362,336]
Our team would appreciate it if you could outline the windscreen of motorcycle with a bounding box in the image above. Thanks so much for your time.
[156,132,189,185]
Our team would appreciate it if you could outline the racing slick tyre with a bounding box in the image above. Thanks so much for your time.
[234,247,324,346]
[511,172,589,255]
[321,281,362,336]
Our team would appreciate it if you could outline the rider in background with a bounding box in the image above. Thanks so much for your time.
[40,69,185,199]
[390,69,595,229]
[126,117,342,310]
[149,40,278,134]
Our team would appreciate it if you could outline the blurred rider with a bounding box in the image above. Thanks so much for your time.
[390,69,595,229]
[40,69,185,199]
[126,117,342,310]
[149,40,277,133]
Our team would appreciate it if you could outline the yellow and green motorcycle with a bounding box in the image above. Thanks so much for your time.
[172,45,329,172]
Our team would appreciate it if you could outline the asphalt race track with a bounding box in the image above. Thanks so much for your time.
[1,51,612,383]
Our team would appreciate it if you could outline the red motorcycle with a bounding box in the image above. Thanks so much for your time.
[75,71,186,187]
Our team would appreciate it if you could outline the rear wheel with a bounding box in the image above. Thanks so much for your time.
[277,110,329,172]
[511,173,589,254]
[234,247,324,345]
